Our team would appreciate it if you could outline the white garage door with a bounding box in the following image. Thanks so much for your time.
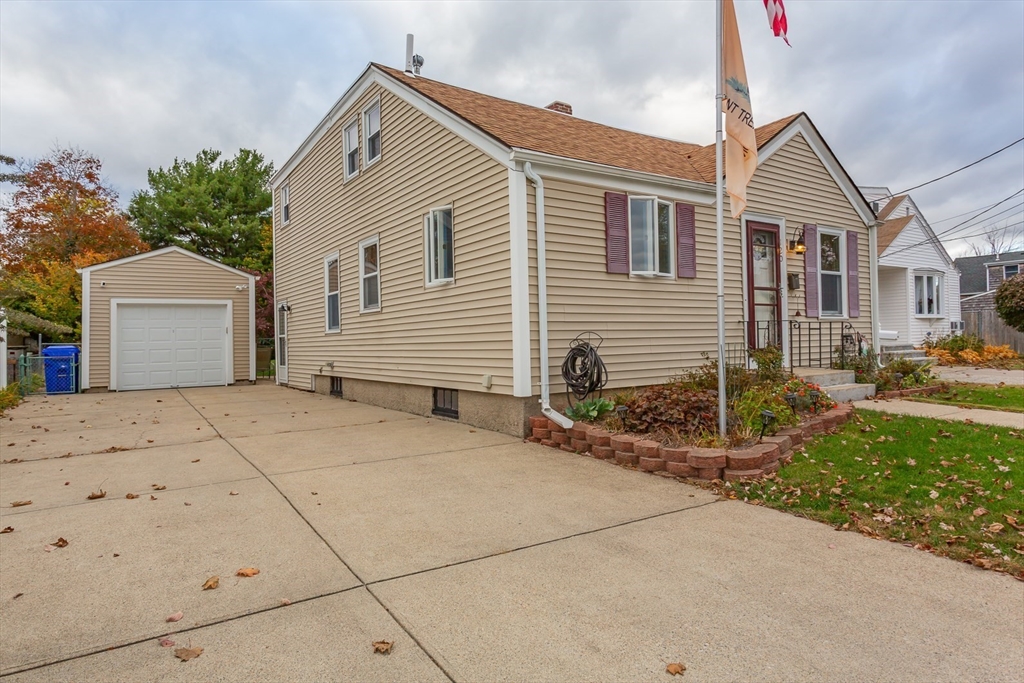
[117,304,228,390]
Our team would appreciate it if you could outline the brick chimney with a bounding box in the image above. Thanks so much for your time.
[545,101,572,115]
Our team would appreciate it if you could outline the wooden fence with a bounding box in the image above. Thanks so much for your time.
[962,310,1024,353]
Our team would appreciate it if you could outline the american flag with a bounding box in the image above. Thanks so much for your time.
[763,0,791,46]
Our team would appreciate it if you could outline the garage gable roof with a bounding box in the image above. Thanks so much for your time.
[77,246,252,279]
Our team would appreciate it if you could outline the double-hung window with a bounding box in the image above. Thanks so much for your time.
[344,120,359,179]
[363,100,381,167]
[1006,264,1020,279]
[425,206,454,285]
[324,255,340,331]
[915,274,942,316]
[280,185,290,224]
[359,235,381,312]
[628,197,673,276]
[818,229,845,317]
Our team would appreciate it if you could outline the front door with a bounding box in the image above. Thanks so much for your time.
[276,305,288,384]
[746,223,782,349]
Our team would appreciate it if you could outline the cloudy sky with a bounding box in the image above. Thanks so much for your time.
[2,0,1022,256]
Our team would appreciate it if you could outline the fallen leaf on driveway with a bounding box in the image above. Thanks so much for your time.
[10,501,32,507]
[191,459,200,463]
[229,491,238,496]
[666,662,686,675]
[0,527,13,534]
[373,640,393,654]
[174,646,203,661]
[150,495,158,500]
[158,638,176,647]
[87,490,106,500]
[152,485,166,491]
[13,593,23,599]
[147,440,154,444]
[202,576,219,590]
[166,611,184,622]
[52,537,68,548]
[280,598,291,606]
[126,493,139,499]
[236,567,260,577]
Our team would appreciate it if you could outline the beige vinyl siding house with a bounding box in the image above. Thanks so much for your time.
[79,247,255,391]
[272,63,877,436]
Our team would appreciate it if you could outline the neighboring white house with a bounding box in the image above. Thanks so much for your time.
[859,187,961,349]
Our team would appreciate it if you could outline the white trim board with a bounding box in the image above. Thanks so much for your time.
[108,298,234,391]
[508,167,532,397]
[81,270,92,389]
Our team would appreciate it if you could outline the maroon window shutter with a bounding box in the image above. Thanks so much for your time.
[803,224,819,318]
[605,191,629,274]
[847,231,860,317]
[675,202,696,278]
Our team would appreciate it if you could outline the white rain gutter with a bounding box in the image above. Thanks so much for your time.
[523,162,573,429]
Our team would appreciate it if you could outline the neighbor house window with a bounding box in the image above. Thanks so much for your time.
[819,229,845,317]
[915,274,942,316]
[344,120,359,179]
[359,235,381,312]
[281,185,290,224]
[425,206,454,285]
[628,196,672,276]
[363,99,381,166]
[324,255,340,331]
[1006,264,1020,279]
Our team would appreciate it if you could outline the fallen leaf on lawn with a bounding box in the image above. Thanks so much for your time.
[229,491,238,496]
[166,611,184,622]
[973,507,988,517]
[126,493,138,499]
[52,537,68,548]
[87,490,106,500]
[151,485,166,491]
[929,491,939,499]
[236,567,260,577]
[202,576,219,590]
[985,523,1005,534]
[158,638,176,647]
[666,662,686,675]
[0,527,13,534]
[174,646,203,661]
[373,640,393,655]
[10,501,32,507]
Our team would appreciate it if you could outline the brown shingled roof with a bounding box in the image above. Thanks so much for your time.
[877,214,914,254]
[376,64,800,184]
[876,194,907,220]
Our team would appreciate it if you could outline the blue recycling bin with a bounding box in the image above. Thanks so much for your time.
[42,345,80,394]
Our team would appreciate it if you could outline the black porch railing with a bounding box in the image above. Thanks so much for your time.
[787,320,857,372]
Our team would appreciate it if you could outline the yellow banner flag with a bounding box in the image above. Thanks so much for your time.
[722,0,757,218]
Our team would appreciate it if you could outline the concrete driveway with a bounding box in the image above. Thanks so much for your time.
[1,384,1021,682]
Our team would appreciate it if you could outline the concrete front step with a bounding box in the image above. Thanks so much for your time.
[793,367,856,388]
[825,382,876,403]
[881,350,929,364]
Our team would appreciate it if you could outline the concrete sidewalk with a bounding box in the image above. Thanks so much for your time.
[2,385,1022,682]
[932,365,1024,386]
[854,396,1024,428]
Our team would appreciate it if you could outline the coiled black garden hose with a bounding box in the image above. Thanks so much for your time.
[561,333,608,404]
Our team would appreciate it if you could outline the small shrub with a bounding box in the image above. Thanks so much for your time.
[924,333,984,355]
[749,344,786,384]
[846,346,879,385]
[678,352,754,398]
[565,396,615,423]
[621,383,719,436]
[0,384,22,415]
[995,273,1024,333]
[733,384,798,435]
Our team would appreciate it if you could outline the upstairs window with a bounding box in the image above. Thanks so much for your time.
[359,235,381,312]
[324,255,340,331]
[281,185,290,224]
[425,206,454,285]
[629,197,673,276]
[915,274,942,316]
[363,100,381,167]
[1006,264,1020,279]
[344,120,359,179]
[819,229,845,317]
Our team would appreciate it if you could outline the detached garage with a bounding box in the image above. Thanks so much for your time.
[79,247,255,391]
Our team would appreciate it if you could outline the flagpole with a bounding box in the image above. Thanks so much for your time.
[715,0,727,438]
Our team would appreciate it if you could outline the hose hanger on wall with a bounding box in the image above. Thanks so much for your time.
[561,332,608,406]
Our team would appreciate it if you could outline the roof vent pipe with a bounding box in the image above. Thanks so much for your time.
[523,162,573,430]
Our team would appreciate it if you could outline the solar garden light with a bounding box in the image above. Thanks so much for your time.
[893,372,904,389]
[809,390,820,410]
[759,409,776,442]
[912,371,921,384]
[784,392,798,414]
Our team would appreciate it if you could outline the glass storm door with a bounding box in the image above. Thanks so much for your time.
[276,305,288,383]
[747,224,782,349]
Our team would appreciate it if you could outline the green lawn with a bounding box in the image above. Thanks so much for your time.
[721,410,1024,578]
[909,382,1024,413]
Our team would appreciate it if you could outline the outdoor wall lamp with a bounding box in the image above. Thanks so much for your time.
[787,227,807,254]
[759,409,777,442]
[278,303,291,312]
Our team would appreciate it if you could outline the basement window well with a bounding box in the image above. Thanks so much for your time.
[432,388,459,419]
[330,376,343,397]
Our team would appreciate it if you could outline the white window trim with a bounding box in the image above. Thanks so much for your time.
[343,118,360,180]
[914,273,943,319]
[424,205,455,287]
[817,227,847,319]
[358,234,381,314]
[627,195,674,278]
[362,97,382,169]
[323,252,341,333]
[281,184,290,225]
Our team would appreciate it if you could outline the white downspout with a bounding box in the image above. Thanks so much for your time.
[868,221,882,367]
[523,162,573,429]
